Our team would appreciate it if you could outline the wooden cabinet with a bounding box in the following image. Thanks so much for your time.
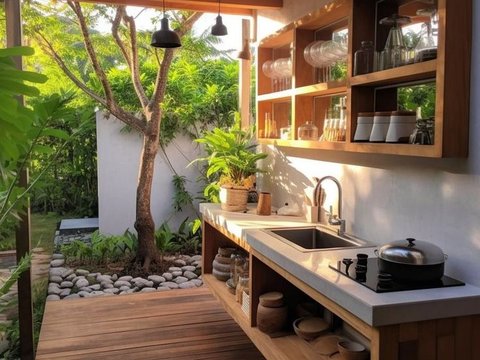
[202,218,480,360]
[256,0,472,158]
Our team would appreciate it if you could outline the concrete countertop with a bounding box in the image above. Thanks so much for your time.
[200,203,480,327]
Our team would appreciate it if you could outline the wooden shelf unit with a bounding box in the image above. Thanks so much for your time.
[202,216,480,360]
[255,0,472,157]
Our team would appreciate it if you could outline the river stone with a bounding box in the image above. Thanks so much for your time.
[179,281,197,289]
[49,275,63,284]
[87,274,97,285]
[76,269,89,276]
[111,274,118,281]
[118,276,132,282]
[140,287,156,293]
[182,265,196,272]
[133,279,153,288]
[191,255,202,261]
[183,271,198,280]
[75,278,89,289]
[65,273,76,281]
[192,260,201,267]
[52,253,64,260]
[162,281,179,289]
[63,269,74,277]
[119,286,131,292]
[157,286,171,292]
[173,259,187,267]
[190,279,203,287]
[102,282,114,289]
[60,288,71,297]
[77,291,91,297]
[148,275,165,285]
[168,267,182,272]
[79,287,92,293]
[114,280,131,288]
[171,271,183,277]
[162,273,173,281]
[46,295,60,301]
[48,286,62,295]
[89,284,101,291]
[50,259,65,267]
[97,275,112,282]
[65,294,80,299]
[72,276,85,284]
[104,288,119,294]
[49,267,67,277]
[173,276,188,284]
[90,291,105,296]
[60,281,74,288]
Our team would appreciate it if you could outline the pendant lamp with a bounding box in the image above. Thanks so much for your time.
[211,0,228,36]
[151,0,181,48]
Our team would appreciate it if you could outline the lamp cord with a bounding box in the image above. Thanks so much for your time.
[163,0,166,15]
[218,0,221,15]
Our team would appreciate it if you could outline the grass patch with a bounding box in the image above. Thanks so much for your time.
[1,213,61,254]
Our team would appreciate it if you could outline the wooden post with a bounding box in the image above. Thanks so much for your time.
[5,1,35,359]
[239,18,252,129]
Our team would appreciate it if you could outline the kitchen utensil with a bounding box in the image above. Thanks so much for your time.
[379,14,411,69]
[293,317,329,341]
[337,340,369,360]
[410,118,433,145]
[298,121,319,140]
[375,238,447,282]
[354,40,374,75]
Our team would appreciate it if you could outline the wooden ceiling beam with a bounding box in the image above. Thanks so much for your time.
[78,0,283,16]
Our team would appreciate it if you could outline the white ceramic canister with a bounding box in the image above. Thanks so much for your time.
[369,111,391,142]
[386,110,417,143]
[353,112,374,142]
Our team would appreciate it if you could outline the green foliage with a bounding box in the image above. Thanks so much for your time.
[155,223,181,256]
[174,218,201,255]
[61,230,138,265]
[398,83,436,119]
[171,175,193,213]
[192,118,268,201]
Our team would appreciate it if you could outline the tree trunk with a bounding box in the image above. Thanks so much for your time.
[134,130,160,270]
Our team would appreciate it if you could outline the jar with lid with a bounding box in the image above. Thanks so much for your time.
[297,121,319,140]
[236,275,249,304]
[354,41,374,75]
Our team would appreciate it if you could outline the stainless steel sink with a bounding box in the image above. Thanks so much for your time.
[264,226,369,252]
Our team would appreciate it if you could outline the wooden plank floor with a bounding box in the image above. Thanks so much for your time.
[36,286,265,360]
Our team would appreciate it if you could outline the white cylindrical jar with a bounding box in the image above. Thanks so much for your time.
[386,110,417,143]
[369,111,391,142]
[353,112,374,142]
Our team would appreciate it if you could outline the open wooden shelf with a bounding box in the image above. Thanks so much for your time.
[349,60,437,87]
[203,274,326,360]
[295,82,347,97]
[257,90,293,102]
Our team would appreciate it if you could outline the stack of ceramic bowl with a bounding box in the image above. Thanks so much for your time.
[257,292,288,334]
[212,247,235,281]
[293,317,330,341]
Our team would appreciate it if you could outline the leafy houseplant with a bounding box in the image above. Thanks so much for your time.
[194,121,268,211]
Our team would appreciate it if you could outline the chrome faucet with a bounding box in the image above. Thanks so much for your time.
[314,176,346,236]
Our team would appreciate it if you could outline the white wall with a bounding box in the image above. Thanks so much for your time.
[256,1,480,287]
[96,112,203,235]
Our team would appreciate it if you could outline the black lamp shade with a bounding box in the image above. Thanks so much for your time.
[211,15,228,36]
[151,17,181,48]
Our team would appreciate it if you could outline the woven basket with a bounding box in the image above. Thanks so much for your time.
[219,186,248,212]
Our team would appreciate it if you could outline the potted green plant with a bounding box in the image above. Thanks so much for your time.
[194,121,268,211]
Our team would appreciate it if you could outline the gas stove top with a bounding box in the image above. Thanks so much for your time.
[329,256,465,293]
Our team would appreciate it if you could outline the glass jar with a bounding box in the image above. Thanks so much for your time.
[354,40,374,75]
[297,121,319,140]
[236,275,249,304]
[409,119,433,145]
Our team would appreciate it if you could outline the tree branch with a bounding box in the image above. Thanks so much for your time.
[111,7,131,69]
[67,1,115,107]
[122,11,149,108]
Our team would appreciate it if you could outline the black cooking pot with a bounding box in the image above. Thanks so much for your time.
[375,238,447,282]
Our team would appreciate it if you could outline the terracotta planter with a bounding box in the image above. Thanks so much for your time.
[219,186,248,212]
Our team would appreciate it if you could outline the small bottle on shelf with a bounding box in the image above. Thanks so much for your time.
[297,121,319,140]
[354,40,374,75]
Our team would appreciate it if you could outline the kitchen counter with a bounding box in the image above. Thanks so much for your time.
[200,203,480,327]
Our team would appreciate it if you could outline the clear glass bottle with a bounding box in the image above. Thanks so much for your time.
[297,121,319,140]
[236,275,249,304]
[354,40,374,75]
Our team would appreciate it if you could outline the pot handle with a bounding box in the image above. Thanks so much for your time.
[374,249,379,256]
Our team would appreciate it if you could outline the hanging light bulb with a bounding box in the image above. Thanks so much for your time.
[211,0,228,36]
[151,0,181,48]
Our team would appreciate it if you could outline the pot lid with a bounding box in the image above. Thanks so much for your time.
[377,238,445,265]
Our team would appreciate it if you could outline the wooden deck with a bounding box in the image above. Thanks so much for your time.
[36,286,265,359]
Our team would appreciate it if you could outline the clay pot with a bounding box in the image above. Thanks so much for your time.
[256,303,288,334]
